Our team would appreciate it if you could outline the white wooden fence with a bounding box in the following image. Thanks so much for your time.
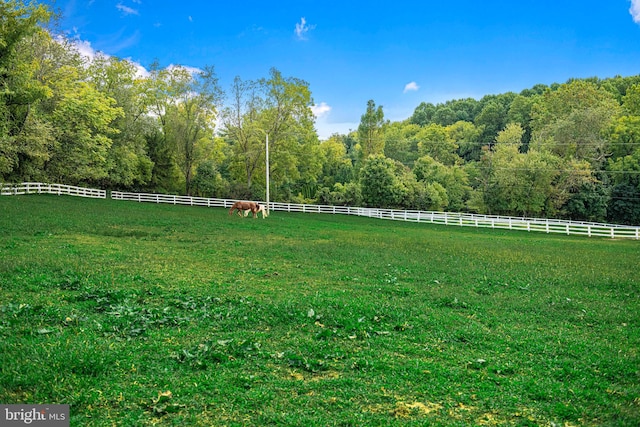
[111,190,640,240]
[1,183,638,239]
[0,182,106,198]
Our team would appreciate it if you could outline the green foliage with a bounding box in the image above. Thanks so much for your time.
[147,65,222,195]
[531,81,620,167]
[416,123,460,165]
[359,155,406,208]
[532,80,619,124]
[87,56,154,189]
[383,122,420,166]
[495,122,524,147]
[481,142,562,217]
[507,95,535,147]
[318,136,354,187]
[145,129,183,194]
[357,99,385,159]
[409,101,436,125]
[410,98,479,127]
[448,120,483,162]
[0,1,52,178]
[220,69,316,200]
[47,79,124,184]
[413,155,470,211]
[561,181,609,222]
[404,177,449,211]
[621,83,640,115]
[608,183,640,224]
[475,100,508,145]
[608,148,640,189]
[609,115,640,158]
[317,182,362,206]
[191,160,226,197]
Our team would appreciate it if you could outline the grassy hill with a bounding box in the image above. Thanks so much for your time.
[1,194,639,426]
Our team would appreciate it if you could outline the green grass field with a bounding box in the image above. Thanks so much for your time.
[1,194,639,426]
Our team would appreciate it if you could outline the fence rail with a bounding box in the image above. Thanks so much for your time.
[111,191,232,208]
[111,190,640,240]
[1,182,106,199]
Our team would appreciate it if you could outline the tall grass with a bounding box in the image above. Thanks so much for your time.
[1,194,638,426]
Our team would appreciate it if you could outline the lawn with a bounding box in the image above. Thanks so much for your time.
[1,194,639,426]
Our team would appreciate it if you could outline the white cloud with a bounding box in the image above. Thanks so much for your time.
[631,0,640,23]
[403,81,420,93]
[116,3,139,16]
[69,37,98,61]
[294,17,315,40]
[131,62,150,78]
[310,102,331,118]
[62,35,149,78]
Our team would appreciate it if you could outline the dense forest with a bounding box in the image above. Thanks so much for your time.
[2,1,640,224]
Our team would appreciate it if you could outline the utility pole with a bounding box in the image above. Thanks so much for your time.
[265,133,269,212]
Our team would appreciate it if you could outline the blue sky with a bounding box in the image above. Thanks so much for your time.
[47,0,640,139]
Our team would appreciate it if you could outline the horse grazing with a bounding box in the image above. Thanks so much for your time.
[229,201,261,218]
[243,204,268,219]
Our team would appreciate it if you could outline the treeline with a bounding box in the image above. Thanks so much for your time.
[2,1,640,224]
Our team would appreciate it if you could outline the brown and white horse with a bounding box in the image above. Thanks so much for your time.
[229,201,261,218]
[243,204,268,219]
